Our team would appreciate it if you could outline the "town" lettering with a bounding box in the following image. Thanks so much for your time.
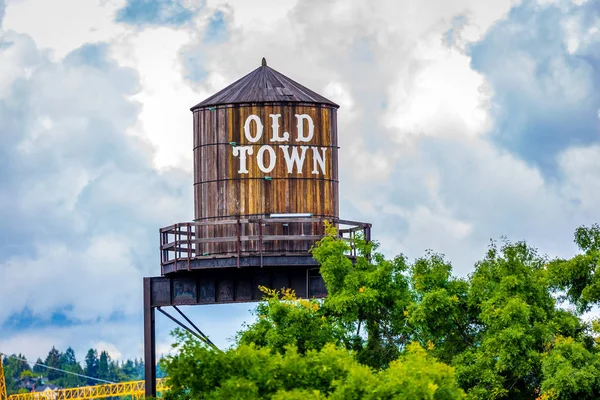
[231,114,327,175]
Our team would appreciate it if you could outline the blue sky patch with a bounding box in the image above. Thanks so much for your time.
[0,39,13,51]
[2,307,132,331]
[204,9,228,44]
[0,0,5,29]
[64,43,112,69]
[469,1,600,178]
[181,51,208,82]
[444,15,468,48]
[115,0,196,27]
[3,307,75,330]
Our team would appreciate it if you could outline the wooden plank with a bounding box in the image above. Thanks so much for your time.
[195,219,251,226]
[262,235,323,242]
[193,237,240,244]
[189,235,323,245]
[162,230,196,237]
[260,217,321,223]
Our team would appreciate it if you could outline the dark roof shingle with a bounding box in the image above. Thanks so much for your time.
[191,59,339,110]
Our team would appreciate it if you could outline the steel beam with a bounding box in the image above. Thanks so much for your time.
[144,278,156,398]
[143,264,328,398]
[147,266,326,308]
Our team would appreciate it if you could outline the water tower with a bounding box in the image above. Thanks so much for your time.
[143,59,371,396]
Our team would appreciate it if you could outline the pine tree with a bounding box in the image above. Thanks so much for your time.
[32,358,44,375]
[97,351,110,381]
[61,348,77,367]
[108,360,120,382]
[57,347,84,388]
[83,349,98,385]
[43,347,62,381]
[121,360,135,379]
[3,354,31,394]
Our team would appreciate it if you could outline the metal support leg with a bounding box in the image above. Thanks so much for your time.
[144,278,157,398]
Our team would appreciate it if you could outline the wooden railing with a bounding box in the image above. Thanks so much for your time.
[160,217,371,269]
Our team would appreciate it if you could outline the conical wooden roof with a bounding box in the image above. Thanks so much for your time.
[191,58,339,110]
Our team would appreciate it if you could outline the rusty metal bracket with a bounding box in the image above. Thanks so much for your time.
[156,307,219,351]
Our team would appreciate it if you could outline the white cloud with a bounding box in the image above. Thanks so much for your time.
[0,32,41,98]
[384,36,490,140]
[205,0,296,30]
[0,236,141,323]
[559,145,600,212]
[0,8,192,359]
[93,342,123,361]
[3,0,127,60]
[110,26,198,170]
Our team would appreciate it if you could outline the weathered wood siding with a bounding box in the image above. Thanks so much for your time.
[193,103,339,255]
[194,104,339,219]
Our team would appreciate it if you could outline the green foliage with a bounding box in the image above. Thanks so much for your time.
[2,354,31,394]
[453,241,558,399]
[548,224,600,313]
[407,251,475,364]
[162,332,465,400]
[84,349,99,384]
[161,224,600,399]
[98,351,110,381]
[19,370,35,379]
[311,222,412,368]
[32,358,44,375]
[539,336,600,399]
[238,286,342,355]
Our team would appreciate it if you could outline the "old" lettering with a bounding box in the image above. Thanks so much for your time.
[233,114,327,175]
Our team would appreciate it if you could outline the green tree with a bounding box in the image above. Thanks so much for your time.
[539,336,600,399]
[238,286,342,355]
[56,347,84,388]
[311,224,412,368]
[406,251,475,364]
[97,351,110,381]
[135,359,145,380]
[44,347,63,381]
[453,240,587,399]
[549,224,600,313]
[3,354,31,394]
[20,370,35,379]
[161,226,467,399]
[121,359,135,379]
[61,347,77,368]
[32,357,44,375]
[162,331,464,400]
[84,349,98,384]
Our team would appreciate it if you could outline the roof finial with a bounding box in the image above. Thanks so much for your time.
[262,57,267,67]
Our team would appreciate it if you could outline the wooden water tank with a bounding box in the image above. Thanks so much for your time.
[191,59,339,256]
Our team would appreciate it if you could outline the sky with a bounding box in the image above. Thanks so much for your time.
[0,0,600,367]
